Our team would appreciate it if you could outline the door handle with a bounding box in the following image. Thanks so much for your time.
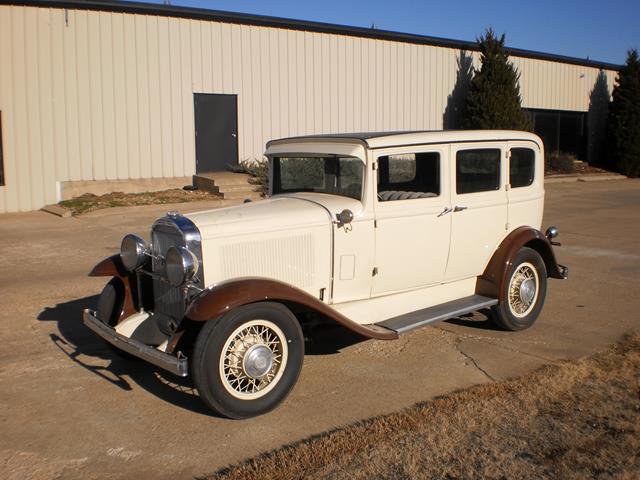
[454,205,468,212]
[231,133,237,138]
[437,206,453,217]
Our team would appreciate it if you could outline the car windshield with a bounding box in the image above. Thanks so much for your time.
[271,155,364,200]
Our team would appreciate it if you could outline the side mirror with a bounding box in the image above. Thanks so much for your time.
[335,209,354,227]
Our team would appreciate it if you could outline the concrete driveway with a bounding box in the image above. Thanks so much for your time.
[1,180,639,480]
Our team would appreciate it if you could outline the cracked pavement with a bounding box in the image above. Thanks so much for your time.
[1,180,639,479]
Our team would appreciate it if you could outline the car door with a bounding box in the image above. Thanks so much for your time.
[371,145,451,296]
[506,142,544,230]
[445,144,508,282]
[330,155,376,305]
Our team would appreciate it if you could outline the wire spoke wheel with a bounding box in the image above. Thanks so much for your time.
[507,261,539,318]
[219,319,288,400]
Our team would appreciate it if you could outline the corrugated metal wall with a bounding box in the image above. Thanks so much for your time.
[0,5,618,213]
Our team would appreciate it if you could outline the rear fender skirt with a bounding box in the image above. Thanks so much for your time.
[88,255,137,321]
[479,227,565,301]
[185,278,399,341]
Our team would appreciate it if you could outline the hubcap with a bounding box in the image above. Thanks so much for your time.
[508,262,539,318]
[519,278,536,305]
[219,320,288,400]
[243,344,274,379]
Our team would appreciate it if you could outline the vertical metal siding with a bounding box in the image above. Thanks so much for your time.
[0,4,618,213]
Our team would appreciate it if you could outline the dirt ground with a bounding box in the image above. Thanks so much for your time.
[209,334,640,480]
[1,180,639,479]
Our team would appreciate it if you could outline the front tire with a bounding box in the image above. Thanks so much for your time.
[97,279,139,361]
[192,302,304,419]
[490,247,547,331]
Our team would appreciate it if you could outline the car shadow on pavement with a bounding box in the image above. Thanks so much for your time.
[443,309,498,330]
[37,296,219,417]
[304,324,368,355]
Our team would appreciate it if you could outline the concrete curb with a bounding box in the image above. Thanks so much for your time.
[41,204,72,218]
[545,174,627,184]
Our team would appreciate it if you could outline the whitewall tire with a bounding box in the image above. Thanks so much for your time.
[192,302,304,419]
[490,247,547,331]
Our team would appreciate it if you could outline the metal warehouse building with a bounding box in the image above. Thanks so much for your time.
[0,0,620,213]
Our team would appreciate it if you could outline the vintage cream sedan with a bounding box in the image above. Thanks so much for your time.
[83,130,567,418]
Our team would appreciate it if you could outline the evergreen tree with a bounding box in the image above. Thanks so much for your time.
[606,49,640,177]
[462,29,532,131]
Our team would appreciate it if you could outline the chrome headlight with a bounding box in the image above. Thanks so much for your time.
[120,234,149,271]
[165,245,198,287]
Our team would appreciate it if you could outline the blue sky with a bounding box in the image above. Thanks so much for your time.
[151,0,639,65]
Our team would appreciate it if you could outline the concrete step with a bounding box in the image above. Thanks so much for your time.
[192,172,263,201]
[192,175,220,194]
[223,191,263,200]
[194,172,251,186]
[219,184,260,193]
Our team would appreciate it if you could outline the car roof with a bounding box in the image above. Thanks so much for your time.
[266,130,543,150]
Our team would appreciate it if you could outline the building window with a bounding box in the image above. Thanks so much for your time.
[377,152,440,201]
[456,149,501,194]
[0,111,4,186]
[510,148,535,188]
[526,108,587,160]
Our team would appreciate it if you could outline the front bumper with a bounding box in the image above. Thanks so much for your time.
[82,309,188,377]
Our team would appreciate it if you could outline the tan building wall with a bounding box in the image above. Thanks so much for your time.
[0,4,618,213]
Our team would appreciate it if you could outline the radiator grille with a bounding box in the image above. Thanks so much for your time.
[151,221,186,322]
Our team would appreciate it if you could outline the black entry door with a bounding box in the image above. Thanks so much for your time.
[194,93,238,173]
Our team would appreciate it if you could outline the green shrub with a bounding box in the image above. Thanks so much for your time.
[545,152,577,174]
[228,159,269,193]
[606,49,640,178]
[462,29,532,131]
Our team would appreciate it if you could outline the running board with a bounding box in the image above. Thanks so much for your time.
[375,295,498,334]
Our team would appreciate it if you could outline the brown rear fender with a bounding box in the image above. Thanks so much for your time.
[185,278,399,341]
[479,226,566,301]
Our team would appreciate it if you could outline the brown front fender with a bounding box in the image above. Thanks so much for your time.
[185,278,399,341]
[89,254,128,277]
[88,254,137,320]
[479,227,566,301]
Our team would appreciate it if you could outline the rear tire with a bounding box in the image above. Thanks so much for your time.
[192,302,304,419]
[490,247,547,331]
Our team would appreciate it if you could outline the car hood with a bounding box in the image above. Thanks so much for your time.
[184,195,342,240]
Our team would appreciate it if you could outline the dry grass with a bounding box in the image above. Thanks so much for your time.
[58,189,221,215]
[207,335,640,480]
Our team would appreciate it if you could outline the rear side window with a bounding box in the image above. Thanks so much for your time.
[377,152,440,201]
[510,148,535,188]
[456,149,501,194]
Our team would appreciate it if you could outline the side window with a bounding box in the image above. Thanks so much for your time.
[510,148,535,188]
[456,149,501,194]
[388,155,416,183]
[377,152,440,201]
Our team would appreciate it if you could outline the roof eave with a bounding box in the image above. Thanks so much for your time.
[9,0,622,71]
